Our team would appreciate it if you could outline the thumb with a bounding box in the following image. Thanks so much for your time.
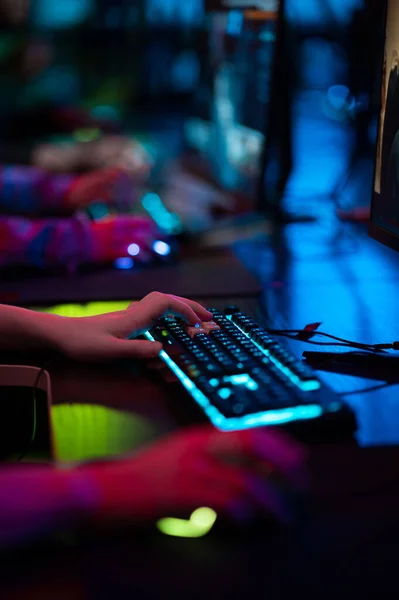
[108,339,163,360]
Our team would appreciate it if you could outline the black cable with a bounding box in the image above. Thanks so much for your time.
[267,328,374,349]
[267,329,399,395]
[265,327,395,353]
[275,336,374,350]
[16,362,52,463]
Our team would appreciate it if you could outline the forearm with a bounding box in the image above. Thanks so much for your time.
[0,304,62,352]
[0,466,80,548]
[0,462,151,549]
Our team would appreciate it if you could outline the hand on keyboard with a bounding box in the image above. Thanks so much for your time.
[84,425,308,526]
[143,308,352,432]
[52,292,213,362]
[186,321,220,337]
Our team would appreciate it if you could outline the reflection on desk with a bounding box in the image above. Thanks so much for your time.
[52,404,158,463]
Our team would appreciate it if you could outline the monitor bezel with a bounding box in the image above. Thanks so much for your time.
[368,0,399,250]
[257,0,286,214]
[368,219,399,252]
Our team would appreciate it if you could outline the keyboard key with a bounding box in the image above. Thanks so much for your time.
[202,321,220,334]
[194,334,243,374]
[186,326,207,337]
[223,306,241,315]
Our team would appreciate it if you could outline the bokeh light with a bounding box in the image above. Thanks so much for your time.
[127,243,141,257]
[153,241,171,256]
[157,507,217,538]
[114,257,134,270]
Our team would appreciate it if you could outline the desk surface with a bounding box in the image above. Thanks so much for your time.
[0,249,262,305]
[2,224,399,598]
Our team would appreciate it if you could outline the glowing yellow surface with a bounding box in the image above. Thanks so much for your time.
[34,301,131,318]
[157,507,217,539]
[52,404,156,463]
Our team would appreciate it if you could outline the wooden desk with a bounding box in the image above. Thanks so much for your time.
[2,227,399,598]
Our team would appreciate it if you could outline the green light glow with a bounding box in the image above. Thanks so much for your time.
[73,128,101,143]
[52,404,156,463]
[157,507,217,538]
[34,301,131,318]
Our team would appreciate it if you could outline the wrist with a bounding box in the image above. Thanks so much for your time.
[0,305,67,352]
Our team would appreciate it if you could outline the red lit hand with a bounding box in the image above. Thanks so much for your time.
[90,214,167,264]
[0,424,307,548]
[80,425,308,526]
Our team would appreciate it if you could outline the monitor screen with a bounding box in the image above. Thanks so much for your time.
[370,0,399,250]
[139,4,280,233]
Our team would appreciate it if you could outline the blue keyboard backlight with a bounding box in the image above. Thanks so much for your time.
[143,332,323,431]
[226,316,321,393]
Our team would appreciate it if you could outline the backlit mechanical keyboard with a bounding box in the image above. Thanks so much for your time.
[143,306,356,433]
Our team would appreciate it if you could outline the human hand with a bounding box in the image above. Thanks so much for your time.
[162,167,235,232]
[90,214,170,264]
[0,424,306,548]
[35,138,152,180]
[51,292,213,362]
[79,425,308,527]
[67,167,136,211]
[85,136,153,179]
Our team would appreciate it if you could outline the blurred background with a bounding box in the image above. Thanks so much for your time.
[0,0,386,276]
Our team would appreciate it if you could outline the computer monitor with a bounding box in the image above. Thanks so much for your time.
[138,1,281,235]
[370,0,399,250]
